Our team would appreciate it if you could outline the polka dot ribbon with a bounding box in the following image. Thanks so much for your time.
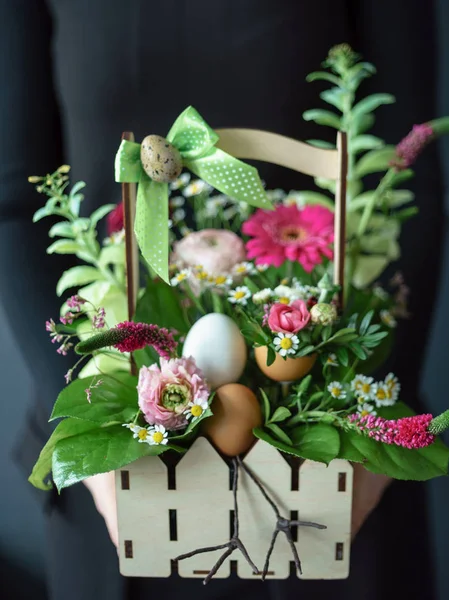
[114,106,273,284]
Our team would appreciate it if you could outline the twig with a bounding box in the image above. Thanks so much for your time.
[174,458,259,584]
[237,456,327,579]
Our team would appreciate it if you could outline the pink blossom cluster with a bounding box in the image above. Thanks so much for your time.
[114,321,178,359]
[390,123,433,170]
[349,412,435,449]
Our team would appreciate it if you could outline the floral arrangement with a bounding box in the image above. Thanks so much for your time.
[28,45,449,579]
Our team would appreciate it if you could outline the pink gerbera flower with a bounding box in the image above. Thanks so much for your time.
[242,205,334,272]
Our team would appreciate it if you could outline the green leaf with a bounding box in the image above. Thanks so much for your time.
[51,372,138,424]
[265,423,293,445]
[352,255,390,288]
[289,191,334,210]
[359,310,374,335]
[290,423,340,465]
[330,327,357,341]
[335,346,349,366]
[354,147,396,178]
[384,189,415,208]
[314,177,336,194]
[254,427,305,458]
[269,407,292,424]
[350,135,384,155]
[306,139,336,150]
[348,342,367,360]
[68,181,86,216]
[338,428,449,481]
[390,169,414,187]
[52,424,182,490]
[266,345,276,367]
[296,344,316,357]
[135,279,187,334]
[29,419,98,490]
[171,406,213,441]
[319,88,346,111]
[260,388,271,423]
[98,244,125,267]
[32,206,51,222]
[47,239,82,255]
[352,113,375,136]
[297,375,312,394]
[90,204,116,228]
[305,71,341,86]
[394,206,419,222]
[56,266,103,296]
[352,94,395,120]
[302,109,341,129]
[49,222,75,238]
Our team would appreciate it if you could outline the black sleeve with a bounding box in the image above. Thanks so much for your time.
[0,0,74,410]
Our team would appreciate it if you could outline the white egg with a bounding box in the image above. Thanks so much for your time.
[182,313,247,389]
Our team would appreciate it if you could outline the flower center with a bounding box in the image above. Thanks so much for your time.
[331,387,341,397]
[278,296,290,305]
[138,429,148,441]
[215,275,227,285]
[361,383,372,394]
[280,338,293,350]
[162,384,191,413]
[234,291,246,300]
[152,431,164,443]
[280,226,308,244]
[376,388,387,400]
[191,405,203,417]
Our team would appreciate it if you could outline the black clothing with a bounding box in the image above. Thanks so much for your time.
[0,1,442,598]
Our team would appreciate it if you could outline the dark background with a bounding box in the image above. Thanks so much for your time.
[1,2,449,598]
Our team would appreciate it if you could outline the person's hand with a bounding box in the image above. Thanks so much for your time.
[83,471,119,548]
[351,463,391,539]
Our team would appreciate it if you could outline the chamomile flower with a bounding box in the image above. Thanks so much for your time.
[194,268,209,281]
[228,286,251,305]
[171,268,191,286]
[210,274,233,288]
[327,381,346,400]
[252,288,273,304]
[122,422,139,432]
[233,261,256,277]
[169,195,186,208]
[172,208,186,223]
[147,424,169,446]
[326,353,339,367]
[273,332,299,357]
[357,403,376,417]
[385,373,401,400]
[351,375,374,401]
[130,425,152,444]
[183,179,211,197]
[185,398,209,421]
[256,264,269,272]
[266,188,286,202]
[274,285,297,305]
[372,382,393,407]
[170,172,191,191]
[380,310,397,328]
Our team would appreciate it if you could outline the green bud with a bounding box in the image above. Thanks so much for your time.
[310,303,337,326]
[75,329,127,354]
[428,409,449,436]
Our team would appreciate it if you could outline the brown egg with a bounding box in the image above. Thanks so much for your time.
[254,346,317,382]
[201,383,262,457]
[140,135,183,183]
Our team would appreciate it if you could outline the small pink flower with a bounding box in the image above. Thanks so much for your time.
[390,123,434,170]
[267,300,311,334]
[107,202,124,235]
[137,356,210,430]
[348,412,435,449]
[171,229,246,275]
[93,307,106,329]
[67,295,86,311]
[242,204,334,272]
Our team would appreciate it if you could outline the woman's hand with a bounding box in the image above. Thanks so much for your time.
[83,471,119,548]
[351,463,391,538]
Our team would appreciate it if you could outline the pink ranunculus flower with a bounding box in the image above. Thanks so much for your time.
[171,229,246,275]
[267,300,311,334]
[137,356,210,430]
[242,204,334,272]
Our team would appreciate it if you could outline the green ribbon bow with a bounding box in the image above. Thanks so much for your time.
[115,106,273,284]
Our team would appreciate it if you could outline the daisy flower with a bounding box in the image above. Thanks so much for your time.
[274,284,298,305]
[357,403,376,417]
[185,397,209,421]
[183,179,211,197]
[380,310,397,328]
[170,172,191,190]
[170,268,191,287]
[252,288,273,304]
[385,373,401,400]
[147,424,169,445]
[130,425,152,444]
[326,353,338,367]
[273,332,299,357]
[210,274,233,288]
[169,195,185,208]
[228,286,251,306]
[372,382,393,407]
[327,381,346,400]
[351,375,374,401]
[256,264,269,272]
[171,208,186,223]
[232,261,256,277]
